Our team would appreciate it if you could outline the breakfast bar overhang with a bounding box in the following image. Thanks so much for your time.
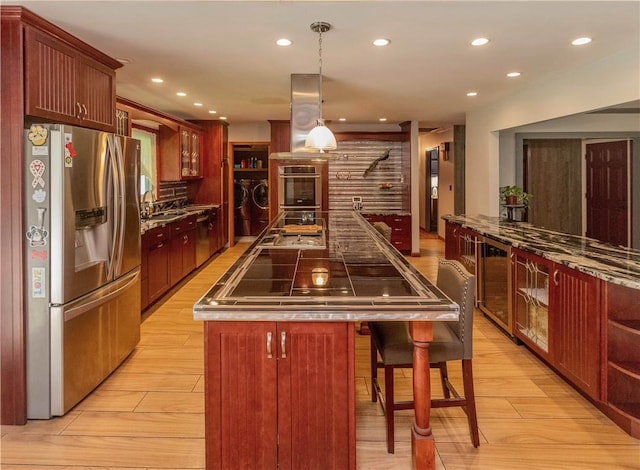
[194,211,459,470]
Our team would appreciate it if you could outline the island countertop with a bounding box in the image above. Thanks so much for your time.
[443,214,640,290]
[194,210,458,322]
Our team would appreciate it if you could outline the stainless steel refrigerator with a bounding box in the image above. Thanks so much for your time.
[24,124,141,418]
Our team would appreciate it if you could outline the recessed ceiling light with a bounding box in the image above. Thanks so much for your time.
[151,77,163,83]
[506,72,521,78]
[176,92,187,97]
[208,110,217,114]
[339,118,346,121]
[219,116,227,120]
[572,37,592,46]
[467,91,478,97]
[117,58,131,64]
[276,38,292,46]
[193,102,203,107]
[471,37,489,46]
[373,38,390,47]
[379,118,387,122]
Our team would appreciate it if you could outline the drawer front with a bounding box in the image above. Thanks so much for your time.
[143,226,170,249]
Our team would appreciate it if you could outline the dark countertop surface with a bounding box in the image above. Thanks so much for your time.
[443,214,640,290]
[193,211,458,322]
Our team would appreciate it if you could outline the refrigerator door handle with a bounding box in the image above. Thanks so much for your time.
[61,269,140,322]
[106,136,121,280]
[111,136,127,277]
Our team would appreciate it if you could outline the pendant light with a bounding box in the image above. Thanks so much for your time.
[305,21,337,152]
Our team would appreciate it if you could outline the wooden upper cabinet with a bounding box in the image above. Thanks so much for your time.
[24,26,116,131]
[159,125,203,181]
[269,120,290,153]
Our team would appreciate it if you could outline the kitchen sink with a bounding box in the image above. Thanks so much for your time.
[258,233,326,250]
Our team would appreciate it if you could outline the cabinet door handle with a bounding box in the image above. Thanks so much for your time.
[553,269,559,286]
[76,102,82,118]
[183,235,188,244]
[82,104,88,117]
[157,242,163,249]
[266,332,273,359]
[280,331,287,359]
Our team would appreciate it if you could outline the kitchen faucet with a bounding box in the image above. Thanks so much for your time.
[141,190,155,218]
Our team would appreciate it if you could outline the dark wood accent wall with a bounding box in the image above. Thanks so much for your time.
[1,10,28,425]
[268,120,290,153]
[453,125,466,215]
[526,139,582,235]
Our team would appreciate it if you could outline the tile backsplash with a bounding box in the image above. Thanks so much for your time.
[329,140,408,212]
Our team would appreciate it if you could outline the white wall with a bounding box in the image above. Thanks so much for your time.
[465,48,640,217]
[228,122,271,142]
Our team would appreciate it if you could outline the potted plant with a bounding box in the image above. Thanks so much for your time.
[500,185,532,206]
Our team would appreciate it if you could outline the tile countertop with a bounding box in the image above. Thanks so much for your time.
[193,210,459,322]
[443,214,640,290]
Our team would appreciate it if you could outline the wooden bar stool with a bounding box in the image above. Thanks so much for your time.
[369,258,479,453]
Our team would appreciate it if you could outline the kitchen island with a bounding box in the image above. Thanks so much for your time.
[194,210,459,470]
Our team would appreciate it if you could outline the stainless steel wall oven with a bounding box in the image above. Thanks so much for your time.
[278,164,323,211]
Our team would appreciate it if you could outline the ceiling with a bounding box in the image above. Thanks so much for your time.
[6,1,640,127]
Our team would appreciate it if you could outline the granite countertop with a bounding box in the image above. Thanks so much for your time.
[141,204,220,234]
[194,211,458,322]
[443,214,640,290]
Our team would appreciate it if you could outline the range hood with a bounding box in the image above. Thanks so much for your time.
[269,73,336,161]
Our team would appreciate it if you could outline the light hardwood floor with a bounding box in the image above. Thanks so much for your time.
[2,235,639,469]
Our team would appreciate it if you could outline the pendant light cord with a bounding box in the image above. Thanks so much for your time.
[317,27,323,122]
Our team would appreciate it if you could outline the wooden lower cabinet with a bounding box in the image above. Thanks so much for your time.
[512,248,601,399]
[143,226,171,308]
[204,321,356,470]
[552,264,601,400]
[602,282,640,438]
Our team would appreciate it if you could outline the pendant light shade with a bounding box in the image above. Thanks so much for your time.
[305,119,337,150]
[305,22,337,152]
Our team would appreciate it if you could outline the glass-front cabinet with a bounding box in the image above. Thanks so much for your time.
[513,248,551,355]
[181,127,200,178]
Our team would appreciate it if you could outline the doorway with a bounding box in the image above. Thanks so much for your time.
[230,143,270,243]
[425,147,439,232]
[585,140,631,247]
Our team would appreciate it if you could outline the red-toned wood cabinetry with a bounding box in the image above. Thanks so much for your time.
[25,26,116,131]
[141,215,197,311]
[445,221,461,260]
[603,282,640,438]
[552,263,601,400]
[169,215,197,285]
[204,321,355,470]
[269,120,291,153]
[512,248,601,399]
[363,213,412,253]
[159,125,203,181]
[142,226,171,309]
